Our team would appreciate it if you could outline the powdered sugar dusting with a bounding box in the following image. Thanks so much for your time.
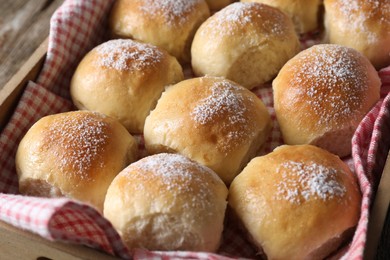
[129,153,223,210]
[202,2,286,36]
[274,161,346,204]
[139,0,202,26]
[190,79,255,144]
[336,0,390,44]
[95,39,163,71]
[45,112,109,179]
[290,45,368,129]
[191,80,246,125]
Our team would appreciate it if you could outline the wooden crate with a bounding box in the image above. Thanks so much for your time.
[0,38,389,260]
[0,38,47,130]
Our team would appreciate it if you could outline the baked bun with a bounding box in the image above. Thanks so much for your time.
[109,0,210,63]
[324,0,390,69]
[273,44,381,157]
[15,111,138,212]
[70,39,184,134]
[144,76,272,184]
[205,0,233,11]
[229,144,361,259]
[191,2,300,89]
[103,153,228,252]
[241,0,322,34]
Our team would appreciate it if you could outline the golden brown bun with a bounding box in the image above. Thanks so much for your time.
[324,0,390,69]
[109,0,210,63]
[191,2,300,89]
[70,39,184,134]
[103,153,228,252]
[15,111,138,212]
[241,0,322,34]
[229,145,361,260]
[273,44,381,157]
[205,0,233,10]
[144,76,272,184]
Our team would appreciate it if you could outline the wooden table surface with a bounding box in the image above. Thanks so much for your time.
[0,0,64,90]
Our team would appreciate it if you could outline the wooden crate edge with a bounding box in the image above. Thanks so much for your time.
[0,220,118,260]
[0,37,48,130]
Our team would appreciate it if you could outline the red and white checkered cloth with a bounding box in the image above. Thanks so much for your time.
[1,0,390,259]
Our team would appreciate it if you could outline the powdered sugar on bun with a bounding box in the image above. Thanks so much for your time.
[139,0,204,26]
[273,44,381,157]
[338,0,389,44]
[201,2,287,37]
[287,44,368,129]
[191,2,300,89]
[70,38,184,134]
[144,77,272,184]
[324,0,390,69]
[44,111,109,178]
[122,153,224,210]
[241,0,322,34]
[190,79,255,143]
[94,39,163,71]
[103,153,228,252]
[275,161,347,204]
[229,145,361,260]
[15,111,139,212]
[109,0,210,62]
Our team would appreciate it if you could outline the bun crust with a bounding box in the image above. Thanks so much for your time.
[324,0,390,69]
[103,153,228,252]
[241,0,323,34]
[15,111,138,212]
[70,39,184,134]
[191,2,300,89]
[229,145,361,259]
[273,44,381,157]
[144,76,272,184]
[109,0,210,63]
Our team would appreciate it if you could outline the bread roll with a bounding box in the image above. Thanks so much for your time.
[70,39,184,134]
[15,111,138,212]
[273,44,381,157]
[205,0,233,11]
[324,0,390,69]
[241,0,323,34]
[109,0,210,63]
[103,153,228,252]
[191,2,300,89]
[229,145,361,260]
[144,76,272,184]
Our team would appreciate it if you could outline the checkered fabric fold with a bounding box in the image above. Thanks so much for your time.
[1,0,390,259]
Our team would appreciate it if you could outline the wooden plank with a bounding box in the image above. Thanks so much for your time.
[364,151,390,260]
[0,37,48,130]
[0,0,64,90]
[0,220,119,260]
